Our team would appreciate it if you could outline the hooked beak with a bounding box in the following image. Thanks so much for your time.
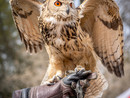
[66,6,70,15]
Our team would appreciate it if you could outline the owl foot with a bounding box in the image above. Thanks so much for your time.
[44,75,63,86]
[65,66,85,76]
[65,70,75,76]
[75,72,97,98]
[75,65,85,72]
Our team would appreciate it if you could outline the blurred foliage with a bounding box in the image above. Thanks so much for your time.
[0,0,16,77]
[0,0,32,97]
[0,0,31,76]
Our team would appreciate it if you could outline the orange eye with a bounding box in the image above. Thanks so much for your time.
[70,3,73,8]
[54,1,62,6]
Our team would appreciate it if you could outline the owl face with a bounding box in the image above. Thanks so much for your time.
[46,0,78,21]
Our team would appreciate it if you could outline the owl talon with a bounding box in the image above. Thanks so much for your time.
[57,75,62,80]
[65,67,87,76]
[47,83,55,86]
[75,66,85,72]
[44,75,63,85]
[65,70,75,76]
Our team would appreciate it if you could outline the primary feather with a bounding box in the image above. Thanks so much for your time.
[79,0,124,77]
[10,0,44,53]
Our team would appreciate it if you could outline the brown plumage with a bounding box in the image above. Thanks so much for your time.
[10,0,124,97]
[79,0,124,78]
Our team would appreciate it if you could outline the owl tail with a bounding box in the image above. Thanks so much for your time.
[84,67,108,98]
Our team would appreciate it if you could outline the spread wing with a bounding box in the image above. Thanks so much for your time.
[10,0,45,53]
[78,0,124,77]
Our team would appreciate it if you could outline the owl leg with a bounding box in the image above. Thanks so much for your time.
[41,59,65,85]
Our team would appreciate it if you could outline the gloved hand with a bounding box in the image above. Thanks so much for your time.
[63,69,97,86]
[62,69,97,98]
[12,69,97,98]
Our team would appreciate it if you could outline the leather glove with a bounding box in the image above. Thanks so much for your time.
[63,69,97,86]
[63,69,97,98]
[12,69,97,98]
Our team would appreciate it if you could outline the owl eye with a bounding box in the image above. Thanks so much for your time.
[54,1,62,6]
[70,3,73,8]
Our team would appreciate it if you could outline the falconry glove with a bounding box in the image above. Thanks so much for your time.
[12,70,97,98]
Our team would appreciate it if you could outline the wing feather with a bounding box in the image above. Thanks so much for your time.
[79,0,124,77]
[10,0,44,53]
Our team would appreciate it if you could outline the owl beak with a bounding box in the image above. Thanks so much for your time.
[66,7,70,15]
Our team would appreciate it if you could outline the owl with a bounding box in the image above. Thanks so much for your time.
[10,0,124,97]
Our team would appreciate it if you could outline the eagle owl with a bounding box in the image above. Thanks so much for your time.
[10,0,124,97]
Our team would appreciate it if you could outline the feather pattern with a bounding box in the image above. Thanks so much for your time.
[79,0,124,77]
[10,0,44,53]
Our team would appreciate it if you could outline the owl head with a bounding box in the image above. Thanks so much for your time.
[44,0,78,22]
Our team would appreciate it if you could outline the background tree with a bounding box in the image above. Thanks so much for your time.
[0,0,32,97]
